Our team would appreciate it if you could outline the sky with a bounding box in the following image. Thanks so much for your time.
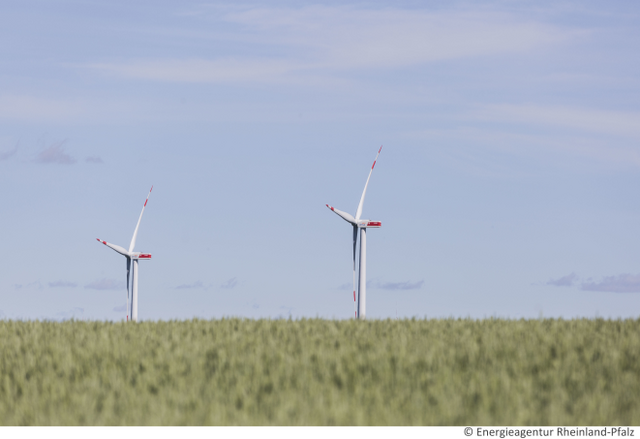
[1,0,640,321]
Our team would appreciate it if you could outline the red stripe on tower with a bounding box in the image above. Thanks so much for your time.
[372,160,376,169]
[378,145,382,153]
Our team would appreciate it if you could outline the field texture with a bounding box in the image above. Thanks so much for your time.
[0,318,639,425]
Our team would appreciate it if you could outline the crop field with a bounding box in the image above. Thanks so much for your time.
[0,318,639,425]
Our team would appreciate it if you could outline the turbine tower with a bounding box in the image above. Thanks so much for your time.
[327,146,382,319]
[97,186,153,322]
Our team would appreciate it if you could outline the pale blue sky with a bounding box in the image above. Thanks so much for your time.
[2,0,640,320]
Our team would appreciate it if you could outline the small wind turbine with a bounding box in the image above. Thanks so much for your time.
[97,186,153,322]
[327,147,382,319]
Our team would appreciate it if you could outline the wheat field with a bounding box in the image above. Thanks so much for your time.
[0,318,638,425]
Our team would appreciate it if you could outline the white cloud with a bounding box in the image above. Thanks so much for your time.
[85,156,104,164]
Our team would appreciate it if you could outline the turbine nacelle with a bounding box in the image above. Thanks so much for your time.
[357,220,381,228]
[130,253,152,260]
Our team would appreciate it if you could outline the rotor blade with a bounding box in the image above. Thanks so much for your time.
[352,224,358,319]
[97,238,130,257]
[355,146,382,221]
[326,204,356,225]
[129,186,153,253]
[126,257,131,322]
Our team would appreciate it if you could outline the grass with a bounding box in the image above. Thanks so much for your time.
[0,318,639,425]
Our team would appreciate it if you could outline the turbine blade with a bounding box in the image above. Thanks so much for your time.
[97,238,130,257]
[326,204,356,224]
[352,224,358,318]
[355,146,382,221]
[129,186,153,253]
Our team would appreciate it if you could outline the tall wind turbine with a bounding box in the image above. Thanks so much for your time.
[327,147,382,319]
[97,186,153,322]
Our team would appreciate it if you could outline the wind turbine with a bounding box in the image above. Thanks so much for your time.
[96,186,153,322]
[327,146,382,319]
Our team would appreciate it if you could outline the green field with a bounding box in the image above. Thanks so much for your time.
[0,318,639,425]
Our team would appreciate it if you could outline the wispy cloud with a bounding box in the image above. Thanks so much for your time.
[0,95,84,123]
[276,306,294,319]
[48,280,78,288]
[89,6,569,84]
[55,307,84,320]
[221,277,238,289]
[85,278,125,290]
[16,281,44,290]
[0,143,18,161]
[479,105,640,138]
[34,141,76,164]
[547,273,577,287]
[227,6,567,67]
[339,279,424,290]
[92,58,294,84]
[369,280,425,290]
[85,156,104,164]
[175,281,206,289]
[113,304,126,312]
[581,274,640,293]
